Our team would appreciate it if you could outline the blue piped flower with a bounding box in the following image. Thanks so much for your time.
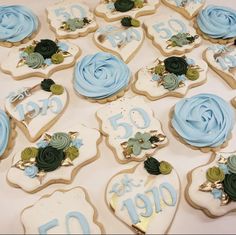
[25,165,38,178]
[20,52,28,59]
[107,2,115,10]
[44,58,52,66]
[177,74,186,82]
[72,138,83,148]
[152,74,160,81]
[37,140,49,148]
[57,42,69,52]
[218,163,230,174]
[186,58,195,66]
[211,188,222,199]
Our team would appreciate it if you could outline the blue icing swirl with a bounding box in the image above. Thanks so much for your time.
[73,52,131,99]
[171,93,235,148]
[0,5,39,42]
[197,5,236,39]
[0,109,10,156]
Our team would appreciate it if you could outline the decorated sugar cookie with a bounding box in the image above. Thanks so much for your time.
[232,97,236,108]
[203,42,236,89]
[7,124,100,193]
[5,79,68,142]
[162,0,205,20]
[0,108,16,160]
[21,187,105,233]
[95,0,160,22]
[96,96,168,163]
[94,17,144,63]
[46,1,98,39]
[133,55,208,100]
[106,156,180,234]
[0,39,81,80]
[170,93,235,153]
[186,151,236,218]
[0,5,39,47]
[144,13,201,56]
[195,5,236,44]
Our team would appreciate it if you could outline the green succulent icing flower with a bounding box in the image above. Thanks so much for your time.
[24,45,35,54]
[50,84,64,95]
[162,73,179,91]
[169,33,195,47]
[131,18,140,27]
[66,18,85,31]
[144,157,161,175]
[127,132,152,156]
[121,17,132,27]
[206,166,225,183]
[21,147,39,161]
[65,146,79,161]
[154,64,165,75]
[114,0,134,12]
[51,53,64,64]
[134,0,144,8]
[186,68,199,81]
[26,52,44,69]
[50,132,71,150]
[159,161,173,175]
[227,155,236,174]
[41,78,55,92]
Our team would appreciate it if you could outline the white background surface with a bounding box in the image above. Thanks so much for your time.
[0,0,235,234]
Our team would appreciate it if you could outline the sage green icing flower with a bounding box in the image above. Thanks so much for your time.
[227,155,236,173]
[127,132,152,156]
[160,161,173,175]
[206,166,225,183]
[65,146,79,161]
[26,52,44,69]
[51,53,64,64]
[186,68,199,81]
[50,84,64,95]
[154,64,165,75]
[169,33,193,47]
[162,73,179,91]
[21,147,38,161]
[50,132,71,150]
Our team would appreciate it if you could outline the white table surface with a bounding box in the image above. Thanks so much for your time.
[0,0,235,234]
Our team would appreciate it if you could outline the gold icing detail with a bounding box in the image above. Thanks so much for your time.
[221,192,230,206]
[110,194,118,212]
[44,133,52,142]
[61,157,73,166]
[37,171,46,184]
[218,155,228,164]
[61,51,72,58]
[68,131,79,140]
[17,58,26,67]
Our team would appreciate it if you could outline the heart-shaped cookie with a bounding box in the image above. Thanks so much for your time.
[203,43,236,89]
[162,0,205,19]
[0,39,81,80]
[106,156,180,234]
[186,151,236,217]
[144,13,201,56]
[5,79,68,142]
[21,187,105,234]
[7,124,101,193]
[94,23,144,63]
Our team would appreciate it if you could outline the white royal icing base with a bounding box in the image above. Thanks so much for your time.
[21,187,103,234]
[94,24,144,63]
[95,0,160,21]
[96,96,168,163]
[187,151,236,217]
[47,1,98,38]
[144,13,201,56]
[7,124,100,193]
[134,56,208,99]
[0,40,80,79]
[106,159,180,234]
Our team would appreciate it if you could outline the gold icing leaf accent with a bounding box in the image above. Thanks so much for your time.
[199,181,214,192]
[61,157,73,166]
[110,194,118,212]
[32,40,39,46]
[179,81,185,87]
[61,51,72,58]
[156,133,166,142]
[15,160,25,170]
[37,171,46,184]
[17,58,26,68]
[218,156,228,164]
[98,34,106,43]
[44,133,52,142]
[68,131,79,140]
[221,192,230,206]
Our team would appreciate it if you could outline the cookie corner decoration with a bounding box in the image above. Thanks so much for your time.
[0,5,39,47]
[0,39,81,80]
[46,0,98,39]
[144,12,201,56]
[162,0,205,20]
[169,93,235,153]
[133,54,208,100]
[203,41,236,89]
[96,96,168,163]
[94,17,144,63]
[186,151,236,218]
[7,124,101,193]
[5,79,68,142]
[21,187,105,234]
[106,155,180,234]
[95,0,160,22]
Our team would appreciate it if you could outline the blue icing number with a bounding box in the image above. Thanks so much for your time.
[108,108,151,139]
[39,219,59,234]
[54,4,86,20]
[153,19,187,39]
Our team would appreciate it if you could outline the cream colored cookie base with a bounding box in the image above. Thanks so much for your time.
[46,1,98,39]
[21,187,105,234]
[193,20,236,45]
[0,40,81,80]
[7,124,101,193]
[105,156,180,234]
[132,56,208,100]
[95,0,160,22]
[203,48,236,89]
[232,97,236,108]
[162,0,205,20]
[0,120,17,161]
[5,86,69,142]
[93,25,145,63]
[169,107,232,153]
[96,96,168,164]
[185,151,236,218]
[144,14,202,56]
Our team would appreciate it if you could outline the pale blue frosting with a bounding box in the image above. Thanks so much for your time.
[171,93,235,148]
[0,109,10,156]
[197,5,236,39]
[73,52,131,99]
[0,5,39,42]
